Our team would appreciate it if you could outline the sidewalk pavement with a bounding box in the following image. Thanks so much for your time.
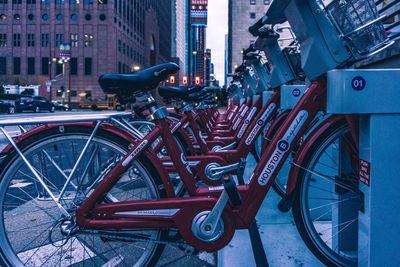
[218,154,324,267]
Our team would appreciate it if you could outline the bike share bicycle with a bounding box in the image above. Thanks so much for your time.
[0,0,392,265]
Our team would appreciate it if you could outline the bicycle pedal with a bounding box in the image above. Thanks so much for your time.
[223,175,242,207]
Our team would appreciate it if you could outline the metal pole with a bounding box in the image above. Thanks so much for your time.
[187,0,192,85]
[62,62,65,105]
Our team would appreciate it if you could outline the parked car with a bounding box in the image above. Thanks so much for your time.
[0,101,16,114]
[53,101,70,111]
[15,96,55,113]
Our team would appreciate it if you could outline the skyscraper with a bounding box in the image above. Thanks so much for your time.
[189,0,207,84]
[227,0,270,74]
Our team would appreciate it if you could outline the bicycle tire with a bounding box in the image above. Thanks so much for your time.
[292,119,359,266]
[0,125,168,267]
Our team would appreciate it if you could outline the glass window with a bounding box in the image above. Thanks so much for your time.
[27,0,36,4]
[84,58,92,75]
[118,39,121,52]
[250,12,256,19]
[71,34,78,47]
[56,34,63,46]
[12,0,21,4]
[27,33,35,47]
[98,0,107,4]
[250,0,256,4]
[14,14,20,20]
[0,33,7,47]
[56,14,63,20]
[56,59,63,75]
[55,0,64,4]
[84,0,93,4]
[0,57,6,75]
[264,0,270,4]
[27,57,35,75]
[13,57,20,74]
[41,57,49,75]
[0,0,7,4]
[99,14,106,21]
[13,33,20,47]
[84,34,93,47]
[28,14,34,20]
[0,14,6,20]
[69,0,77,3]
[41,33,49,47]
[70,57,78,75]
[42,14,49,21]
[85,14,92,20]
[41,0,50,4]
[71,14,77,20]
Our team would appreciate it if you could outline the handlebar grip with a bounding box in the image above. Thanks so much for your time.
[248,15,267,36]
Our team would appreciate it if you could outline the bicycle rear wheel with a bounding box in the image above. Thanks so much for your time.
[292,120,359,266]
[0,126,167,266]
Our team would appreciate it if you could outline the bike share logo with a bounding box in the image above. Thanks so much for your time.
[237,107,257,138]
[233,106,249,130]
[122,140,149,167]
[258,110,308,186]
[292,88,301,97]
[245,103,276,145]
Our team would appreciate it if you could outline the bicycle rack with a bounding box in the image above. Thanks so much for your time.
[327,69,400,266]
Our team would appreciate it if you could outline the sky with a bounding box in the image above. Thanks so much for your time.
[206,0,228,86]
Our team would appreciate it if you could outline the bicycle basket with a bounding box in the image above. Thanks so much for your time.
[324,0,388,56]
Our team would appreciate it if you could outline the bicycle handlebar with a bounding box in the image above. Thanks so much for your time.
[249,15,268,36]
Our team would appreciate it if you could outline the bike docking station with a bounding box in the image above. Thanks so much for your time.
[327,69,400,266]
[280,85,306,110]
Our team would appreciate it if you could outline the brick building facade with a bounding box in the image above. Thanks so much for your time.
[0,0,173,105]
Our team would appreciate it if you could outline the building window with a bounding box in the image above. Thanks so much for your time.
[118,62,121,73]
[41,57,49,75]
[85,14,92,20]
[84,58,92,75]
[13,57,20,74]
[0,0,7,4]
[0,34,6,47]
[98,0,106,4]
[264,0,270,4]
[41,33,49,47]
[70,90,77,97]
[42,14,49,20]
[118,40,121,52]
[56,34,63,46]
[84,0,92,4]
[70,57,77,75]
[84,34,93,47]
[0,14,7,20]
[69,0,77,4]
[27,0,36,4]
[250,12,256,19]
[41,0,50,4]
[56,14,63,20]
[71,34,78,47]
[250,0,256,4]
[27,33,35,47]
[122,43,126,55]
[13,0,21,4]
[13,33,20,47]
[99,14,106,21]
[28,14,34,20]
[27,57,35,75]
[71,14,77,20]
[55,0,64,4]
[56,59,63,75]
[0,57,6,75]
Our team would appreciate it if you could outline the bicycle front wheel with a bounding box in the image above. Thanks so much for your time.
[292,120,359,266]
[0,126,167,266]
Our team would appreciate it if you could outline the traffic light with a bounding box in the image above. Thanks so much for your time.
[182,75,188,85]
[169,75,175,84]
[195,76,200,85]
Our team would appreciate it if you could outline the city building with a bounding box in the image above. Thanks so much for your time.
[227,0,270,74]
[0,0,174,106]
[189,0,207,85]
[171,0,186,85]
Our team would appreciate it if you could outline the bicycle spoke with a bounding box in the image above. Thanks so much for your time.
[309,195,358,211]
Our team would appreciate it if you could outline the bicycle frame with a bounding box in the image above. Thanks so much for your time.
[72,77,359,252]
